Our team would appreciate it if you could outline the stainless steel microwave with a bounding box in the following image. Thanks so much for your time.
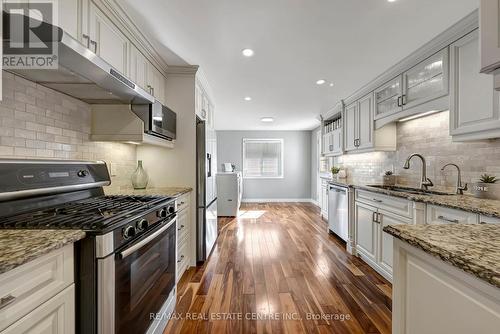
[132,101,176,140]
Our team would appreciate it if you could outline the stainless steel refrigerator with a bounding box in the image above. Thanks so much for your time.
[196,117,218,263]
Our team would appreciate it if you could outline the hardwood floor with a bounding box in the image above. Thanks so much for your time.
[165,203,392,334]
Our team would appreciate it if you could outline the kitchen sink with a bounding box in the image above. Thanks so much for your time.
[366,185,454,196]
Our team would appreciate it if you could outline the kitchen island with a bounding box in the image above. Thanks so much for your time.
[384,224,500,334]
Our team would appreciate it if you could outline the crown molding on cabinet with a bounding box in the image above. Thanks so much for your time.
[95,0,170,76]
[165,65,200,76]
[342,9,479,107]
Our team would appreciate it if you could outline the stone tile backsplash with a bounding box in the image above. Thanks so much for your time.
[335,111,500,192]
[0,71,137,192]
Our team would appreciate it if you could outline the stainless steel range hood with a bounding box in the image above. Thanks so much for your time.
[3,12,154,105]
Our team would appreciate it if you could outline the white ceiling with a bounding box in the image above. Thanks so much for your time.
[121,0,478,131]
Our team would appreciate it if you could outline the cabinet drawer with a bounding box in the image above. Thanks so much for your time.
[356,190,413,219]
[176,241,189,281]
[426,205,479,224]
[479,215,500,224]
[1,285,75,334]
[176,193,190,213]
[0,245,74,331]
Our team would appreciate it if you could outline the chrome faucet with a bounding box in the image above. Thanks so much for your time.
[441,163,467,195]
[403,153,434,190]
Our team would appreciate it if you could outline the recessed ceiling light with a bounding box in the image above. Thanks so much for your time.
[244,96,252,101]
[316,79,326,85]
[261,117,274,123]
[387,0,397,2]
[329,83,334,87]
[242,48,254,57]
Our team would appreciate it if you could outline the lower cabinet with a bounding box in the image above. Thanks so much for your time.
[426,204,479,224]
[355,194,411,281]
[320,180,329,220]
[176,192,191,282]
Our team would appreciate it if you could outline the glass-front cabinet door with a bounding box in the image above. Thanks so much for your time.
[402,48,449,110]
[374,75,403,120]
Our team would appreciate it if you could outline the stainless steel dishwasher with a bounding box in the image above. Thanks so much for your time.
[328,184,349,241]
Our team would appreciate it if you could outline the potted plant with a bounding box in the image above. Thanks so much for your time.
[383,170,396,186]
[331,166,341,180]
[472,174,500,200]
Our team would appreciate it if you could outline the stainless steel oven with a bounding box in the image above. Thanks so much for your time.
[132,101,176,140]
[97,215,177,334]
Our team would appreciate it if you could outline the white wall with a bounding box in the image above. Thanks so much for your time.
[217,130,312,201]
[310,126,321,203]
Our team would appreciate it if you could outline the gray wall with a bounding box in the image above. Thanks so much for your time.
[217,131,312,200]
[310,127,321,202]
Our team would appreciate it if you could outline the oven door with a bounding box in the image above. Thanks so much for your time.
[101,216,176,334]
[150,102,176,140]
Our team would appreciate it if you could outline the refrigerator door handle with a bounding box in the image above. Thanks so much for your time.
[207,153,212,177]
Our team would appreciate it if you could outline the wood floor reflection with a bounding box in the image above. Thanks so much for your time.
[165,203,392,334]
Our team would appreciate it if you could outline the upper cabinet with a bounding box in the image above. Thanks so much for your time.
[195,80,215,129]
[344,93,396,153]
[374,48,450,128]
[450,29,500,141]
[480,0,500,77]
[88,2,129,75]
[322,103,344,156]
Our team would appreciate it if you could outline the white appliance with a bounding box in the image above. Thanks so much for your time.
[216,172,242,217]
[328,184,349,241]
[196,117,217,263]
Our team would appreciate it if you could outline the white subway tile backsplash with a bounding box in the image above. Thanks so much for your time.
[0,71,138,192]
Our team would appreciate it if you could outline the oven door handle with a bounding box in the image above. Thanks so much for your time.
[119,216,176,259]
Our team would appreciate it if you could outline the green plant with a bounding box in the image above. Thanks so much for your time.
[480,174,498,183]
[385,170,393,176]
[331,166,341,175]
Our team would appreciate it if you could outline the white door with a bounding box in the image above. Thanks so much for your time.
[355,202,377,262]
[374,75,403,120]
[378,211,409,274]
[450,30,500,139]
[357,93,374,150]
[344,102,357,151]
[89,2,129,74]
[402,48,449,110]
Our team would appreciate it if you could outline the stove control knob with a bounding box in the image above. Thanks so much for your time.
[168,205,175,214]
[123,225,136,239]
[158,208,168,218]
[77,170,89,178]
[136,219,148,231]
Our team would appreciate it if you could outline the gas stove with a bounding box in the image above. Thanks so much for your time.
[0,159,178,334]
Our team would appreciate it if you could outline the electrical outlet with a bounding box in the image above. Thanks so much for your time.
[108,162,117,177]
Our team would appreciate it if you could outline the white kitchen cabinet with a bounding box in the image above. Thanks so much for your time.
[0,245,75,333]
[320,180,329,220]
[88,2,129,75]
[331,128,343,155]
[480,215,500,224]
[480,0,500,74]
[147,63,166,104]
[355,201,377,263]
[426,204,479,225]
[357,93,374,150]
[344,102,358,151]
[28,0,79,40]
[344,93,395,153]
[402,48,449,111]
[129,45,149,91]
[1,286,75,334]
[450,30,500,141]
[378,209,411,274]
[176,192,192,282]
[374,75,403,120]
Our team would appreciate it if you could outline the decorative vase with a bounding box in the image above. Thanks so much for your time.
[472,183,500,200]
[131,160,149,189]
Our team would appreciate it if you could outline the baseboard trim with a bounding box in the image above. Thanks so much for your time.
[242,198,316,203]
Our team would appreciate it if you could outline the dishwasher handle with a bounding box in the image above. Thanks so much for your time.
[329,185,347,194]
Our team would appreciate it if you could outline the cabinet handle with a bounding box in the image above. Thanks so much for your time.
[372,198,383,203]
[177,255,185,263]
[329,145,333,151]
[90,40,97,53]
[372,211,377,223]
[437,215,459,223]
[402,94,407,106]
[82,34,90,48]
[151,87,155,96]
[377,213,382,223]
[397,96,402,107]
[0,294,16,310]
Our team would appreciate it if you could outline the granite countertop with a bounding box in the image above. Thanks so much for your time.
[0,230,86,275]
[105,187,193,198]
[327,179,500,219]
[384,224,500,288]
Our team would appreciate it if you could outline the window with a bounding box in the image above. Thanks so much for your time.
[242,139,284,178]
